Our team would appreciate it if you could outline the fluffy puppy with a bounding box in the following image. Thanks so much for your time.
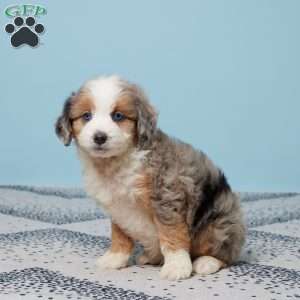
[55,75,245,280]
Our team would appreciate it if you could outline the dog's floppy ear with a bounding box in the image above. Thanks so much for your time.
[133,85,158,149]
[55,93,75,146]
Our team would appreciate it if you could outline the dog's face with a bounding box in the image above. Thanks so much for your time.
[55,76,157,158]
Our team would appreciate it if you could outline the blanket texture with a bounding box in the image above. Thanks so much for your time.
[0,185,299,300]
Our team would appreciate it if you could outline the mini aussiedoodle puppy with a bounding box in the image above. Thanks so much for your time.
[55,75,245,280]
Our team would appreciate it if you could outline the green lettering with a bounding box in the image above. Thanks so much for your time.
[4,4,47,18]
[23,4,35,16]
[35,6,47,16]
[5,5,20,17]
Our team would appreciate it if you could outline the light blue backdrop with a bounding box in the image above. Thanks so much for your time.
[0,0,299,192]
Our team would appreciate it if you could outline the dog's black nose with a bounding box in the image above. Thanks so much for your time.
[93,131,107,145]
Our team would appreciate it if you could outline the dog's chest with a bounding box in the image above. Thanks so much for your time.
[82,153,158,247]
[84,164,137,205]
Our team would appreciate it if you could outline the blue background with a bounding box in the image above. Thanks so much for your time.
[0,1,299,192]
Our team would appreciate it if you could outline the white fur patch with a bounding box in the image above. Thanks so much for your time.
[84,75,122,108]
[192,256,223,275]
[160,249,192,280]
[96,250,129,270]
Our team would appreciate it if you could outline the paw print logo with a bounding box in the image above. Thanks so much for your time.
[5,16,44,48]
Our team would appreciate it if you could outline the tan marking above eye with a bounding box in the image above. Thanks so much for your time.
[70,94,95,120]
[69,93,95,137]
[113,95,137,121]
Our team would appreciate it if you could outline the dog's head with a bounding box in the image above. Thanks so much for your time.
[55,76,157,158]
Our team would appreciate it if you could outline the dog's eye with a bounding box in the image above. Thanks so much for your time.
[82,112,92,122]
[111,111,125,122]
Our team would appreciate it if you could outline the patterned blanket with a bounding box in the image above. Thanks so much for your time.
[0,185,299,300]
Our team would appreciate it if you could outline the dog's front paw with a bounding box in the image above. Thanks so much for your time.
[160,250,192,280]
[96,251,129,270]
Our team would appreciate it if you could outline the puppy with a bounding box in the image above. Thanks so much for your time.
[55,75,245,280]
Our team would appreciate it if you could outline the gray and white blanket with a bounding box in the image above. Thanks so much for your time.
[0,185,299,299]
